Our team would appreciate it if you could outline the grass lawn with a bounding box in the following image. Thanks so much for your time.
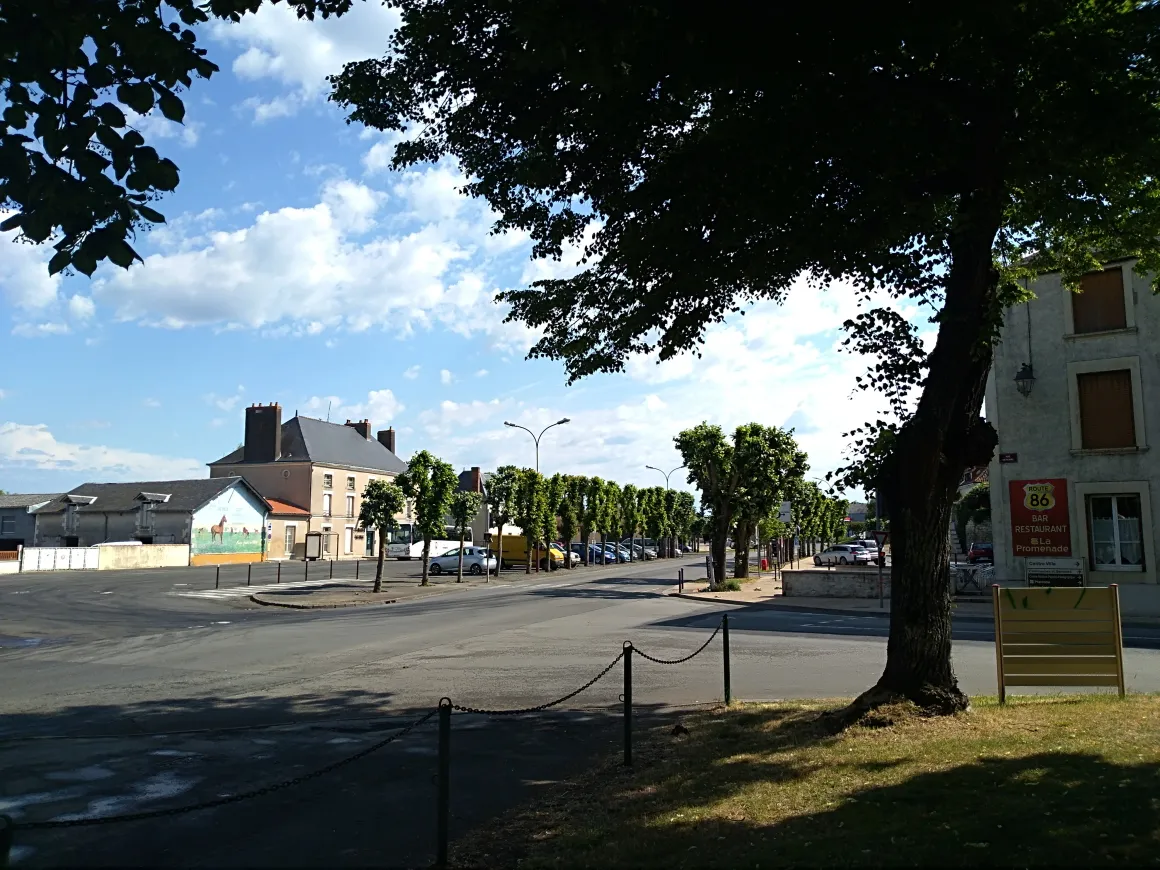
[453,695,1160,867]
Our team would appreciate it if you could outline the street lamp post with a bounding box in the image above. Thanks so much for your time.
[645,463,686,558]
[504,418,571,572]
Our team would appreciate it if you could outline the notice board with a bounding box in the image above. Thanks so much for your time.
[1008,478,1071,557]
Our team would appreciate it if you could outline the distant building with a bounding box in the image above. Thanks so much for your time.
[209,404,408,560]
[33,478,267,565]
[0,493,61,552]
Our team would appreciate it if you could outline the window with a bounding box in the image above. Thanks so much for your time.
[347,476,356,491]
[1088,494,1144,571]
[284,525,297,556]
[344,526,354,554]
[1072,268,1127,334]
[323,473,333,489]
[346,495,355,518]
[322,525,332,555]
[0,516,14,536]
[322,493,332,517]
[1077,369,1136,449]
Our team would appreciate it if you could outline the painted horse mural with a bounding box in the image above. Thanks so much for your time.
[210,515,229,543]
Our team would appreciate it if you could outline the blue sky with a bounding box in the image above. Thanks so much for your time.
[0,2,919,498]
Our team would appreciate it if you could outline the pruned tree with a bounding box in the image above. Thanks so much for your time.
[357,478,406,593]
[600,480,621,564]
[673,490,697,552]
[448,489,484,582]
[558,497,579,568]
[565,475,591,564]
[640,487,669,562]
[485,464,520,574]
[396,450,458,587]
[584,477,606,564]
[617,484,642,561]
[511,468,546,574]
[333,0,1160,715]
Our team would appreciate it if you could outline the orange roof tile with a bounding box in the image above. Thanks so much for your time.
[266,498,309,516]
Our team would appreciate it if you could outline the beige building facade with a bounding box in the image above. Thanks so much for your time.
[209,404,408,560]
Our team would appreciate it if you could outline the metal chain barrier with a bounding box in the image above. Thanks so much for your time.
[15,708,438,831]
[450,650,626,716]
[632,621,722,665]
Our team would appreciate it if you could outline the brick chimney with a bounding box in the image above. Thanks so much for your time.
[244,403,282,463]
[470,466,483,492]
[345,418,371,440]
[376,427,396,454]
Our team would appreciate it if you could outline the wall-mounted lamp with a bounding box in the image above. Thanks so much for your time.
[1014,363,1035,398]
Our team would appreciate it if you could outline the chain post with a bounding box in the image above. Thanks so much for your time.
[356,559,359,580]
[1,814,12,869]
[305,559,309,582]
[722,613,732,705]
[679,567,684,593]
[436,698,452,868]
[330,559,334,580]
[215,566,220,590]
[277,561,281,584]
[247,563,252,586]
[623,641,633,767]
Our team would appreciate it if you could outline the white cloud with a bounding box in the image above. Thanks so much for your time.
[93,175,510,338]
[68,295,96,321]
[475,369,488,378]
[392,164,465,223]
[0,227,60,311]
[0,389,7,399]
[300,389,405,428]
[143,398,162,408]
[12,321,69,337]
[124,109,201,147]
[205,386,245,412]
[440,369,453,385]
[211,2,402,121]
[0,422,203,479]
[403,365,421,380]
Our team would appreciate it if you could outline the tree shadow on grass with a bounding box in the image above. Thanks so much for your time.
[467,702,1160,868]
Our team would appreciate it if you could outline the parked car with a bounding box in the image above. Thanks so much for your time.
[814,544,875,566]
[428,546,497,576]
[571,542,607,564]
[494,535,569,570]
[847,538,879,553]
[625,543,655,560]
[967,541,994,564]
[555,543,581,567]
[601,543,630,563]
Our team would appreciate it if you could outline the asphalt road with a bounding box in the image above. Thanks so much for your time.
[4,558,1160,867]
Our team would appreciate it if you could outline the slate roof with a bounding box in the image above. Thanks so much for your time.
[0,493,62,509]
[208,415,407,474]
[34,478,262,515]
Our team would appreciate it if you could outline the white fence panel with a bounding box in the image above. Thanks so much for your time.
[21,547,99,572]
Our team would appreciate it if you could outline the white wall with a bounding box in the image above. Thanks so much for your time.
[97,544,189,570]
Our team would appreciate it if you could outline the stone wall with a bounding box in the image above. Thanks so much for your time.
[783,568,891,598]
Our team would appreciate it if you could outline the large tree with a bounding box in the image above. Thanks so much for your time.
[617,484,642,561]
[565,475,591,564]
[396,450,458,587]
[357,478,405,593]
[331,0,1160,713]
[511,468,546,574]
[1,0,351,275]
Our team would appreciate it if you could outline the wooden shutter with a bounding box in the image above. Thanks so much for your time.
[1072,268,1127,334]
[1078,370,1135,449]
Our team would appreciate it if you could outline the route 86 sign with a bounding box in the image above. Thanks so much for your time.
[1021,481,1057,511]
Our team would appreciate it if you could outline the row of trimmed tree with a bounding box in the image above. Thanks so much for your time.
[484,465,700,574]
[674,422,850,587]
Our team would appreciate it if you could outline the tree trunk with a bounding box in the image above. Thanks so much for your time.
[851,188,1002,718]
[734,522,750,579]
[496,523,504,578]
[420,537,432,586]
[457,528,465,582]
[374,534,385,594]
[525,533,533,574]
[711,513,729,588]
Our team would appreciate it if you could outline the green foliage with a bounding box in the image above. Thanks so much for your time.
[559,498,579,549]
[672,491,697,542]
[617,484,642,543]
[397,450,458,584]
[640,486,669,543]
[954,483,991,553]
[3,0,352,276]
[358,478,406,536]
[486,465,519,533]
[599,481,621,536]
[510,468,547,570]
[449,489,484,535]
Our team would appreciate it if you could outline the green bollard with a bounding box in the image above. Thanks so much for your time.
[723,613,732,705]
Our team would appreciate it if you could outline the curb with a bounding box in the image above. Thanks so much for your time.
[669,592,996,622]
[250,593,398,610]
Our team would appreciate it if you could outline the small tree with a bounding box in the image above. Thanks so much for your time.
[449,490,484,582]
[511,468,545,574]
[397,450,458,586]
[618,484,642,561]
[559,498,579,568]
[566,475,591,564]
[600,481,621,563]
[486,465,520,574]
[358,479,406,593]
[954,483,991,554]
[584,477,606,563]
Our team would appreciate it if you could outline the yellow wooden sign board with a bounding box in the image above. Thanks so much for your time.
[992,584,1125,703]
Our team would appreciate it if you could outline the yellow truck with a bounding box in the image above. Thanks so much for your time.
[494,534,568,570]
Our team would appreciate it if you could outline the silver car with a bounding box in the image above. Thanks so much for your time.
[428,546,497,576]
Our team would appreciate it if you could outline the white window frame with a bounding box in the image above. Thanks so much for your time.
[1066,356,1148,454]
[344,525,355,554]
[283,522,298,557]
[1074,480,1156,585]
[322,524,332,555]
[347,475,356,491]
[346,495,355,518]
[323,473,334,490]
[1062,263,1137,337]
[322,492,332,517]
[1087,493,1145,573]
